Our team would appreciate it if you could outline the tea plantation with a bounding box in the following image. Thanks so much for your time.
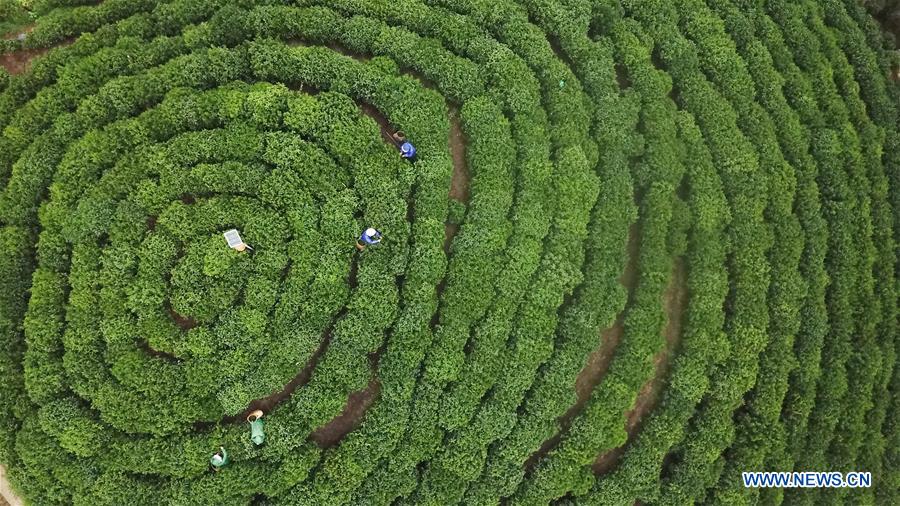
[0,0,897,504]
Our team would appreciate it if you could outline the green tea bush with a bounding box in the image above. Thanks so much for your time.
[0,0,896,504]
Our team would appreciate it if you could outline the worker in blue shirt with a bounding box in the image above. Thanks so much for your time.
[392,131,416,160]
[356,228,382,250]
[399,140,416,159]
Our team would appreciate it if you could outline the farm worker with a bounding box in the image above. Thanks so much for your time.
[210,447,229,470]
[391,131,416,160]
[223,229,252,252]
[356,228,382,250]
[247,410,265,446]
[399,140,416,159]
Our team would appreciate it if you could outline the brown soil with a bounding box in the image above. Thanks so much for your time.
[402,68,438,92]
[166,305,198,330]
[1,24,34,41]
[290,41,372,63]
[570,222,641,413]
[444,222,458,256]
[218,264,378,449]
[592,257,687,475]
[358,101,397,143]
[1,45,50,75]
[288,40,403,143]
[1,27,74,75]
[358,75,439,143]
[615,62,632,90]
[138,340,179,361]
[219,256,359,424]
[222,328,333,424]
[309,378,380,448]
[524,222,640,469]
[448,106,469,203]
[548,35,576,73]
[326,42,370,62]
[443,105,469,256]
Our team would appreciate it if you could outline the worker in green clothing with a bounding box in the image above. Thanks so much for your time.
[248,410,265,446]
[210,447,229,471]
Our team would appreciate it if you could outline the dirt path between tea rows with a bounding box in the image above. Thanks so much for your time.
[524,222,641,469]
[1,26,74,75]
[592,257,687,474]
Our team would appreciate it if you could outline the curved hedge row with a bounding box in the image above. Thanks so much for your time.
[0,0,896,504]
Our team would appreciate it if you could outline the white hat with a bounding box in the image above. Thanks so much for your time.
[365,228,377,237]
